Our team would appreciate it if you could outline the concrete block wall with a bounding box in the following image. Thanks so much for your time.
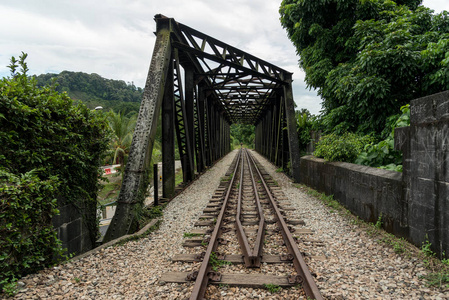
[52,199,93,256]
[396,91,449,255]
[299,90,449,256]
[300,156,406,236]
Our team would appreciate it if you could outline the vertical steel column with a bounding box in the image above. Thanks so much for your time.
[220,113,224,157]
[184,66,196,177]
[173,52,194,183]
[267,109,273,158]
[265,113,271,156]
[282,105,289,171]
[275,95,284,167]
[255,122,261,152]
[212,108,217,160]
[269,101,277,162]
[162,54,175,198]
[208,101,215,162]
[262,113,267,156]
[103,17,172,242]
[204,97,212,166]
[196,84,206,172]
[283,74,301,182]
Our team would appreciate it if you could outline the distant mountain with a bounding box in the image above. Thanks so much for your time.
[35,71,143,116]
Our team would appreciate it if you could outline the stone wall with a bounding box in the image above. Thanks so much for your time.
[300,91,449,256]
[300,156,406,235]
[52,200,93,256]
[395,91,449,256]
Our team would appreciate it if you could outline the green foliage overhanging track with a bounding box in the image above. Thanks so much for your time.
[280,0,449,135]
[0,53,111,293]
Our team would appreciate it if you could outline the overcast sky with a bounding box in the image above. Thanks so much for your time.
[0,0,447,115]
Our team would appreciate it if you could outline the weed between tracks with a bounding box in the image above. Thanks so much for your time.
[183,232,203,238]
[293,183,449,290]
[263,283,281,293]
[209,252,232,272]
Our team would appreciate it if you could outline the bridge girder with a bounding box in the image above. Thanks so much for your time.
[103,15,300,242]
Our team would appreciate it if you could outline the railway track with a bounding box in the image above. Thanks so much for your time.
[162,149,324,299]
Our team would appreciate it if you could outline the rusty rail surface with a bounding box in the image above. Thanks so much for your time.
[247,151,324,300]
[235,149,266,267]
[189,149,242,299]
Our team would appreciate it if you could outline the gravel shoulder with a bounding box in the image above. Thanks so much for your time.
[9,149,449,299]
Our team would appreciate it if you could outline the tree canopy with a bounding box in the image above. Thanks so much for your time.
[280,0,449,134]
[35,71,143,116]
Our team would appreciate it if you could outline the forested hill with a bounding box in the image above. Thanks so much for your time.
[35,71,143,115]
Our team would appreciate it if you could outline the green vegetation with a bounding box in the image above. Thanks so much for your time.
[209,252,232,272]
[280,0,449,135]
[295,108,318,152]
[135,204,166,229]
[231,123,255,148]
[183,232,203,238]
[0,53,110,292]
[295,184,342,211]
[97,175,122,206]
[375,214,383,229]
[0,170,63,296]
[35,71,143,116]
[109,111,136,166]
[355,104,410,171]
[420,237,449,288]
[314,132,374,162]
[422,235,436,259]
[263,284,282,293]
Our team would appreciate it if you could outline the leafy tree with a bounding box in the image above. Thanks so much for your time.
[108,111,136,166]
[295,109,313,151]
[280,0,449,134]
[230,123,255,148]
[0,53,111,289]
[355,104,410,171]
[314,132,375,162]
[35,71,143,114]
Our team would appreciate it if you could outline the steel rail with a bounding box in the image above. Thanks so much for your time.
[189,149,242,300]
[235,149,253,266]
[235,149,266,267]
[247,151,324,300]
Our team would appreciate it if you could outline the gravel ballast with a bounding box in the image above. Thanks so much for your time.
[10,149,449,299]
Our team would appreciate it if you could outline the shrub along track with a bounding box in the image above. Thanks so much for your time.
[161,148,324,299]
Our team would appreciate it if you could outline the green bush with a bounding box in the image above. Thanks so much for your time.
[0,53,111,290]
[314,132,375,162]
[355,104,410,171]
[0,170,64,290]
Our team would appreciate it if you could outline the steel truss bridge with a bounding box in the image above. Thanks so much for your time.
[104,15,301,242]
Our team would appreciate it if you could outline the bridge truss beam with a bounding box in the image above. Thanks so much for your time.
[104,15,300,242]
